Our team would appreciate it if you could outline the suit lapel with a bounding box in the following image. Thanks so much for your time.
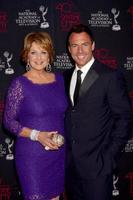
[79,67,99,99]
[66,60,100,106]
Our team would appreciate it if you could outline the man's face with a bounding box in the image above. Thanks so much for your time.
[68,32,95,68]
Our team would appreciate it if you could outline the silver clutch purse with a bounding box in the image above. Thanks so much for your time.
[52,133,64,146]
[45,134,64,150]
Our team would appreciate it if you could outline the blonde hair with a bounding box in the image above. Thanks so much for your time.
[21,32,55,64]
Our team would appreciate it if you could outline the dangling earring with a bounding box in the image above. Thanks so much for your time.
[46,63,52,72]
[26,64,31,71]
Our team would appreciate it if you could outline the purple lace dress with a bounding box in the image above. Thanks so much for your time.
[3,73,68,200]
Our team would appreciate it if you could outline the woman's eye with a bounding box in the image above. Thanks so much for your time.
[30,51,38,55]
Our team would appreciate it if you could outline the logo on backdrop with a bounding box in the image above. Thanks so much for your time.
[16,3,49,28]
[112,174,119,196]
[0,143,6,158]
[0,138,14,160]
[111,8,121,31]
[94,48,118,69]
[56,0,81,31]
[88,10,112,28]
[16,9,41,26]
[54,53,73,70]
[0,12,8,32]
[125,137,133,152]
[126,172,133,197]
[39,5,49,28]
[128,6,133,29]
[5,138,14,160]
[88,9,121,31]
[124,57,133,71]
[0,57,5,72]
[0,51,14,74]
[4,51,14,74]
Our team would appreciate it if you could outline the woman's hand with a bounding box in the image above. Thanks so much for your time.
[38,131,59,150]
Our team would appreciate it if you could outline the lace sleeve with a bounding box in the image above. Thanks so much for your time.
[3,78,24,136]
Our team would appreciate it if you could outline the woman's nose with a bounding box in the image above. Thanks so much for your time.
[36,53,42,59]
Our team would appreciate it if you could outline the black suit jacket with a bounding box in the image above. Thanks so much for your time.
[64,60,132,179]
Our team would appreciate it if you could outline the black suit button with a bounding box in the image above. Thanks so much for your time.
[72,139,76,144]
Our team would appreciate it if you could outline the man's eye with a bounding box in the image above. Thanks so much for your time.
[71,44,77,48]
[83,43,89,46]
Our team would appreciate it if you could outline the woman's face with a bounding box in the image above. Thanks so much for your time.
[27,42,49,71]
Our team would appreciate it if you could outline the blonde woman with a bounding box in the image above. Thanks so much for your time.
[3,32,68,200]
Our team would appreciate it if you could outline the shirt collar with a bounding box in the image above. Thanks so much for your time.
[75,56,95,74]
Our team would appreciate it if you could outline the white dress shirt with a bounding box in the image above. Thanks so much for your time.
[70,57,95,105]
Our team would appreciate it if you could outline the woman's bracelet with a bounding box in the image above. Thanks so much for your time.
[30,129,40,141]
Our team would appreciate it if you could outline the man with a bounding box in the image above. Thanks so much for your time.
[64,24,132,200]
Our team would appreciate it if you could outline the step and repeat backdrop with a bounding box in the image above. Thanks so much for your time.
[0,0,133,199]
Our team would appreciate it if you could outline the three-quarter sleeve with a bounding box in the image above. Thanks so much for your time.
[3,78,24,136]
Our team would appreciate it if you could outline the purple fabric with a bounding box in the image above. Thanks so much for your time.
[3,73,68,200]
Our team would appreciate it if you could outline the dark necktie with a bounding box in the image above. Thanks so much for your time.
[73,70,82,106]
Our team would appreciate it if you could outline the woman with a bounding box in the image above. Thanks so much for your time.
[3,32,68,200]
